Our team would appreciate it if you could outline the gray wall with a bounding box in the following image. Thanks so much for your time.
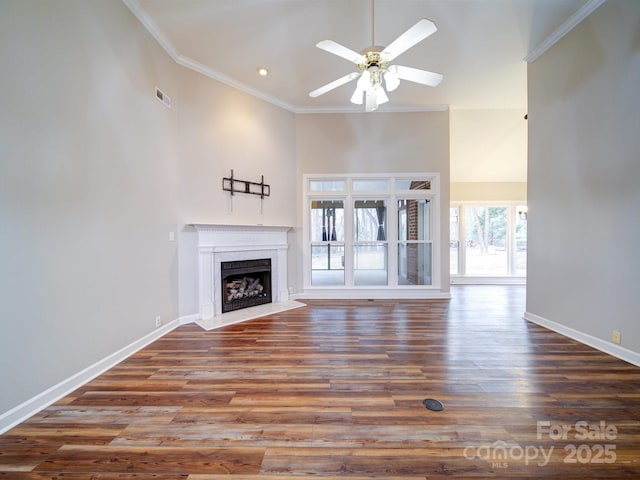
[0,0,180,414]
[172,56,297,318]
[527,0,640,353]
[294,112,450,293]
[0,0,298,417]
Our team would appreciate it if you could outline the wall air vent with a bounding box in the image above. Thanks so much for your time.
[155,87,171,108]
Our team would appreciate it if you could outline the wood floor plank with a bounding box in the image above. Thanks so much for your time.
[189,476,426,480]
[0,444,59,472]
[0,474,187,480]
[172,406,353,425]
[2,286,640,478]
[33,445,264,474]
[25,406,180,425]
[0,423,123,446]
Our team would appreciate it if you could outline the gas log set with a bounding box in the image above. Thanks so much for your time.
[220,258,272,313]
[225,276,266,303]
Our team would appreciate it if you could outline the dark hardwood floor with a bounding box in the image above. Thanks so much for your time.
[2,285,640,478]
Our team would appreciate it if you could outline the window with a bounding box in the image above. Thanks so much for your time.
[309,180,345,192]
[396,179,432,191]
[450,203,526,278]
[304,174,440,290]
[466,206,508,275]
[450,207,460,275]
[515,211,527,275]
[398,199,432,285]
[352,179,389,192]
[310,200,344,286]
[354,199,387,286]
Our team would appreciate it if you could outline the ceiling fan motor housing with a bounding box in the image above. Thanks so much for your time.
[357,48,390,86]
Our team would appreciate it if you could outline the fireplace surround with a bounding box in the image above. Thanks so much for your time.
[193,224,290,318]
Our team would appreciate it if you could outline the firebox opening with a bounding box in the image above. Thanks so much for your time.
[221,258,272,313]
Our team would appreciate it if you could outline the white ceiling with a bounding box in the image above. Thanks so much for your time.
[127,0,596,113]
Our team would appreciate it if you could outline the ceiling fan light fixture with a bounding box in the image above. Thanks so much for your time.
[365,87,378,112]
[350,86,364,105]
[384,70,400,92]
[363,82,389,112]
[376,85,389,105]
[350,72,370,105]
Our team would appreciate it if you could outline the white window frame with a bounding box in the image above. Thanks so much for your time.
[303,173,441,296]
[450,202,526,284]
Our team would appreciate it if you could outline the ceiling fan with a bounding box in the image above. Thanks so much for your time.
[309,0,443,112]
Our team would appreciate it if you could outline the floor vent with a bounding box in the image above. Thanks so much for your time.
[423,398,444,411]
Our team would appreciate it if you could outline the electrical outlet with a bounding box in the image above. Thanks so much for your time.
[611,330,621,345]
[155,316,162,328]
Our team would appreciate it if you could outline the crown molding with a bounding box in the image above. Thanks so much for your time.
[175,55,298,112]
[122,0,447,115]
[294,104,450,114]
[524,0,607,63]
[122,0,179,61]
[122,0,298,112]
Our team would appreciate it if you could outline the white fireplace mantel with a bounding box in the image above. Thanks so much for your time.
[193,224,291,318]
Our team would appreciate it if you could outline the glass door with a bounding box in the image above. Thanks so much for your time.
[397,198,432,285]
[310,199,345,286]
[353,199,388,286]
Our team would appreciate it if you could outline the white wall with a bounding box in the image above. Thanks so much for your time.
[527,0,640,355]
[294,112,450,293]
[173,65,297,318]
[451,182,527,202]
[450,109,527,183]
[174,70,296,227]
[0,0,298,421]
[0,0,180,415]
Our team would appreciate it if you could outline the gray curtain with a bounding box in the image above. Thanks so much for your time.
[376,205,386,241]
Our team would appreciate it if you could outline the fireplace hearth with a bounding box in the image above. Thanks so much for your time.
[221,258,272,313]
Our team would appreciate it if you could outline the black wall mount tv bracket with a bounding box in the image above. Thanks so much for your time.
[222,169,270,199]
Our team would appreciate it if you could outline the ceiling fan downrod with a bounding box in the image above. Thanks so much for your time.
[370,0,375,48]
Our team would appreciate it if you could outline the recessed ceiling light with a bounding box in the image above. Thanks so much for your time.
[257,67,269,77]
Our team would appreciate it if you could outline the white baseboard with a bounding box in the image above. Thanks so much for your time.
[0,317,184,435]
[451,276,526,285]
[178,313,199,325]
[296,288,451,300]
[524,311,640,367]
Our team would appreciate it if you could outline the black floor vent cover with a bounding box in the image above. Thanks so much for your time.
[423,398,444,411]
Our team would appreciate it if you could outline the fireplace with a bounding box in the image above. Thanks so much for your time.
[193,224,290,318]
[221,258,272,313]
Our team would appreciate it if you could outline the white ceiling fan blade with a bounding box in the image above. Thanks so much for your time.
[381,19,437,62]
[391,65,443,87]
[316,40,366,64]
[309,72,360,98]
